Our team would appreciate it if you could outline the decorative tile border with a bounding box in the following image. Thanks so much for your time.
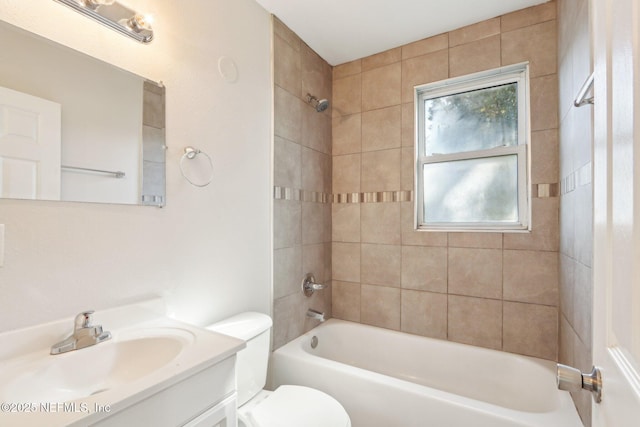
[274,187,413,204]
[275,185,563,203]
[532,183,560,198]
[333,190,413,203]
[561,162,591,195]
[273,186,331,203]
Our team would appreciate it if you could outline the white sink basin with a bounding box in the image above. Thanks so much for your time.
[0,300,245,427]
[2,328,193,403]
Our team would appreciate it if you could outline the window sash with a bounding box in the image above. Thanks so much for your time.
[416,145,528,230]
[414,63,530,232]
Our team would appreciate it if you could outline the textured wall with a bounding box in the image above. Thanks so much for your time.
[330,2,561,361]
[557,0,593,425]
[0,0,272,331]
[272,18,333,349]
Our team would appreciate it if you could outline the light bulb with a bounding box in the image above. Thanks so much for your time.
[127,14,153,32]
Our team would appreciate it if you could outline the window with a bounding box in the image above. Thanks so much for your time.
[415,63,530,231]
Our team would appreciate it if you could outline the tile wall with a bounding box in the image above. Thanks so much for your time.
[330,2,561,361]
[272,18,333,349]
[557,0,593,425]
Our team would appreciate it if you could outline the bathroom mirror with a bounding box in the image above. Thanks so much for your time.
[0,20,166,206]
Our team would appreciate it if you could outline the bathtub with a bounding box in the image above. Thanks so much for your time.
[269,319,583,427]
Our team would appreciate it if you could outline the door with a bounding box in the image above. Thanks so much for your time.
[0,85,61,200]
[592,0,640,424]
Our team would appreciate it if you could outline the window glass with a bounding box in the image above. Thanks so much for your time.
[422,155,518,223]
[424,83,518,156]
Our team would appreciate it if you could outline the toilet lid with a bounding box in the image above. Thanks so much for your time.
[249,385,350,427]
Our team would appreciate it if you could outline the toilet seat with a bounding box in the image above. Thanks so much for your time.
[242,385,351,427]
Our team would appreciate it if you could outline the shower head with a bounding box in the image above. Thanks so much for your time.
[306,93,330,112]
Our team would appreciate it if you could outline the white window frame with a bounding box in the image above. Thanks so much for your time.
[414,62,531,232]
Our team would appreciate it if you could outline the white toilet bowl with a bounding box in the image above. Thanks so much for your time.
[207,312,351,427]
[238,386,350,427]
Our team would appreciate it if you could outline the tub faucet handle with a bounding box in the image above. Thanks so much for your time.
[302,273,326,297]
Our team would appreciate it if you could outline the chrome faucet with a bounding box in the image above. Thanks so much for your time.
[306,309,325,322]
[50,310,112,355]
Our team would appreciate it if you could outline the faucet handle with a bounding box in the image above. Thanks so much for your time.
[74,310,95,330]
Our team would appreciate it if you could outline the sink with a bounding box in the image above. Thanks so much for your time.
[1,328,194,403]
[0,300,245,427]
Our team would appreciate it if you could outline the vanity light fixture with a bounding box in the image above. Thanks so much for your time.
[53,0,154,43]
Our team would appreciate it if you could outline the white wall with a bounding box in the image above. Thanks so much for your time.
[0,0,273,331]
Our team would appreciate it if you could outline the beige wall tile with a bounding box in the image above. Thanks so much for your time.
[332,281,361,322]
[274,34,301,96]
[273,17,301,51]
[333,113,362,155]
[402,33,448,60]
[448,232,503,249]
[333,154,361,194]
[362,62,402,111]
[301,43,332,104]
[401,147,414,191]
[332,203,361,242]
[401,202,449,246]
[302,202,325,245]
[450,17,501,47]
[361,202,401,244]
[502,20,557,78]
[302,147,329,193]
[559,254,575,321]
[530,74,559,131]
[333,74,361,117]
[362,47,401,72]
[273,293,306,349]
[504,197,559,252]
[448,295,502,350]
[361,244,401,287]
[503,302,558,360]
[274,247,302,299]
[503,249,559,306]
[361,148,401,191]
[449,248,503,299]
[362,105,402,151]
[334,59,361,80]
[402,49,449,103]
[274,86,302,142]
[531,129,559,184]
[401,290,447,338]
[274,136,301,188]
[302,104,332,154]
[401,246,447,292]
[558,313,575,365]
[401,102,415,147]
[361,285,401,330]
[323,203,332,243]
[274,200,301,249]
[450,35,501,78]
[332,242,361,282]
[574,184,593,267]
[573,262,592,348]
[303,243,327,284]
[501,1,557,33]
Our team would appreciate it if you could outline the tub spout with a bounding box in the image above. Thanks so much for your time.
[306,309,325,322]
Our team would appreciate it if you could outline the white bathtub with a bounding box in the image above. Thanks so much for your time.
[269,319,583,427]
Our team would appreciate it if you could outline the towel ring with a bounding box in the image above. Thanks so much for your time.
[180,146,214,187]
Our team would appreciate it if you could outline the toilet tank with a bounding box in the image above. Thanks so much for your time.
[207,312,272,406]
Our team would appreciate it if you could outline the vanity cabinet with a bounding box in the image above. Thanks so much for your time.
[91,356,237,427]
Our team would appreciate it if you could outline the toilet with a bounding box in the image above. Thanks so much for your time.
[207,312,351,427]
